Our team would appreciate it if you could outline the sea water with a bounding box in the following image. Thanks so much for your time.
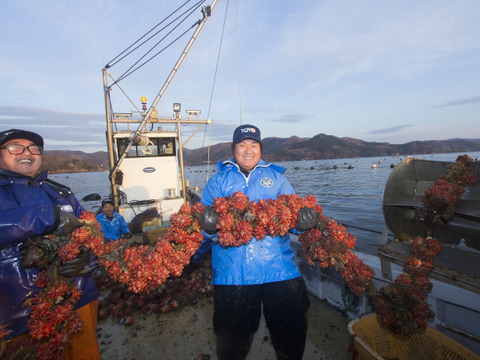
[51,151,480,256]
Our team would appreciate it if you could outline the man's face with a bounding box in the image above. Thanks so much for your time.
[233,139,261,172]
[102,203,114,217]
[0,138,42,177]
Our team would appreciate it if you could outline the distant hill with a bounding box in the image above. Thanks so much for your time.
[41,150,108,174]
[42,135,480,173]
[184,134,480,164]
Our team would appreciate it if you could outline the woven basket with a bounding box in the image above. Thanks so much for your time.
[142,226,169,245]
[348,314,479,360]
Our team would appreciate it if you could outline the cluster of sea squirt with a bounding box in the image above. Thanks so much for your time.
[94,254,213,326]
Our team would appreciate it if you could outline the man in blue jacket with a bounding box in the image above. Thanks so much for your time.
[0,129,101,359]
[96,199,131,242]
[194,124,317,360]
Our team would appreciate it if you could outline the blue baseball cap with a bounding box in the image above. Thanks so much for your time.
[232,124,262,144]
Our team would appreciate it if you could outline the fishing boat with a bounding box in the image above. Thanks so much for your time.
[98,1,480,358]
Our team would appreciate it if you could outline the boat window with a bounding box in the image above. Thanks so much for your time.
[158,138,175,155]
[116,137,176,158]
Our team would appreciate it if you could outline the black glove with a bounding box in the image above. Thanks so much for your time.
[44,204,62,235]
[297,207,318,231]
[193,205,219,234]
[58,246,94,277]
[55,212,83,237]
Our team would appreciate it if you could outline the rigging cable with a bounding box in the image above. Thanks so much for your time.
[105,0,196,68]
[206,0,229,120]
[106,72,142,115]
[182,0,230,189]
[108,0,207,87]
[235,0,243,125]
[195,0,231,184]
[115,2,204,84]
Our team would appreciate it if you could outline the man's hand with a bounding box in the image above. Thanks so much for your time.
[55,212,83,236]
[193,205,219,234]
[58,246,94,277]
[297,207,318,231]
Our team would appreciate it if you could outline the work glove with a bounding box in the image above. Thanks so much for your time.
[55,212,83,237]
[193,205,219,234]
[43,204,62,236]
[297,207,318,231]
[58,246,95,277]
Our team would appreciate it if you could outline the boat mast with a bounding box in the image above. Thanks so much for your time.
[103,0,221,208]
[102,69,117,203]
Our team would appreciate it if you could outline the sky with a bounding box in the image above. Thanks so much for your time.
[1,0,479,153]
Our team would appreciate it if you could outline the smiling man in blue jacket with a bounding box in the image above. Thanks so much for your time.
[194,124,317,360]
[0,129,101,359]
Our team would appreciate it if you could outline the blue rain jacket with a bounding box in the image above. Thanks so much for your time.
[0,169,100,339]
[96,212,130,242]
[199,158,302,285]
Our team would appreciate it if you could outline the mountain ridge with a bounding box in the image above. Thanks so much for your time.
[41,134,480,173]
[184,134,480,164]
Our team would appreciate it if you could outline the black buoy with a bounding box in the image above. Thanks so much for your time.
[82,193,101,201]
[333,165,338,169]
[348,165,354,169]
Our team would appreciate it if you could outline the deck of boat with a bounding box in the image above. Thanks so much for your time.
[97,294,352,360]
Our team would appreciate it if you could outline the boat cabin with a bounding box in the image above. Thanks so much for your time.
[111,130,184,225]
